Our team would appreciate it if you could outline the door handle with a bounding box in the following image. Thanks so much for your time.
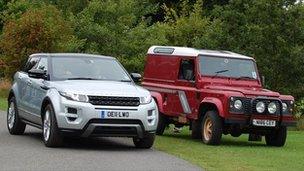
[27,80,32,86]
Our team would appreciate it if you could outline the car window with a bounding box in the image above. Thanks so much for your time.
[36,57,48,71]
[23,57,40,73]
[178,59,195,81]
[51,56,131,81]
[199,56,257,79]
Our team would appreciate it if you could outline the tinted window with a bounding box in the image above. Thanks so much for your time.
[199,56,257,79]
[51,56,131,81]
[36,57,48,71]
[23,57,40,72]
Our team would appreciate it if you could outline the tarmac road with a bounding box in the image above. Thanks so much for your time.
[0,111,201,171]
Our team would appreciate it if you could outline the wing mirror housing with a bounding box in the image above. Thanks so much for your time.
[261,75,265,87]
[28,69,47,79]
[130,73,142,82]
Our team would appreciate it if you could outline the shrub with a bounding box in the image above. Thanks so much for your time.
[0,5,83,78]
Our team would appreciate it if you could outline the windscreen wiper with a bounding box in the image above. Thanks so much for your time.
[67,77,98,80]
[236,76,256,80]
[211,69,229,78]
[120,79,132,82]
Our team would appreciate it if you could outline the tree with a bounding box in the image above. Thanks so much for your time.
[211,0,304,98]
[0,5,83,77]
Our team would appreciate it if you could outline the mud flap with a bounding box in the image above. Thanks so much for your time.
[248,133,262,141]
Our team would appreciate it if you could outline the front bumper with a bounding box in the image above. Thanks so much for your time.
[225,114,297,127]
[53,97,158,138]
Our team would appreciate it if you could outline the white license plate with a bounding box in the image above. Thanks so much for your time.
[100,110,130,119]
[252,119,276,127]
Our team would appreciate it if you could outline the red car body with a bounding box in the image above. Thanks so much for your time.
[142,46,295,146]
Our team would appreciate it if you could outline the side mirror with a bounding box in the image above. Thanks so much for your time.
[28,69,47,79]
[130,73,142,82]
[261,75,265,87]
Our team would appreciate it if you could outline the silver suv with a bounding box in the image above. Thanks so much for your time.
[7,53,158,148]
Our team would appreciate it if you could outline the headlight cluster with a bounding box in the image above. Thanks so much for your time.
[282,100,294,114]
[230,97,244,113]
[140,95,152,104]
[59,91,89,102]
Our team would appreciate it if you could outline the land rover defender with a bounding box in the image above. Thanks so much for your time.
[142,46,295,146]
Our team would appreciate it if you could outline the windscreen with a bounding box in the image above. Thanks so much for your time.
[51,56,131,81]
[199,56,258,80]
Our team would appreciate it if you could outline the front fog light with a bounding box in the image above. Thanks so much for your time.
[256,101,265,113]
[147,109,156,125]
[268,102,277,114]
[234,100,243,110]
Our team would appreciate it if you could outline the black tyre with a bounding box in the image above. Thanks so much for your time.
[42,104,63,147]
[156,112,168,135]
[265,126,287,147]
[7,97,26,135]
[201,111,223,145]
[133,133,155,149]
[191,120,201,139]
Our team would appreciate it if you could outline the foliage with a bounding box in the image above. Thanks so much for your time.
[0,4,84,77]
[0,0,304,100]
[211,0,304,98]
[74,0,167,72]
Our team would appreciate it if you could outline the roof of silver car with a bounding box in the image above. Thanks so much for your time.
[29,53,115,59]
[147,46,253,60]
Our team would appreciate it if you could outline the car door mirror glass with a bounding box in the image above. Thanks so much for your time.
[131,73,142,82]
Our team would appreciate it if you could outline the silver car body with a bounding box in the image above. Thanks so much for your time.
[10,53,158,138]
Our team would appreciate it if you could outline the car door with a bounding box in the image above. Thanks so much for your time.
[173,58,199,117]
[17,56,40,119]
[27,57,49,125]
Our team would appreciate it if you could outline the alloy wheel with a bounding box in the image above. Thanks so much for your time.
[7,102,15,129]
[203,117,213,141]
[43,110,51,142]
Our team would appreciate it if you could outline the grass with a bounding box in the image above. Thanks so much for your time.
[0,89,8,111]
[0,80,10,111]
[154,127,304,171]
[0,97,6,111]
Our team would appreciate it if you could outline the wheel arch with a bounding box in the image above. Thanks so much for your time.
[150,91,164,113]
[199,97,225,120]
[8,90,15,101]
[41,97,53,120]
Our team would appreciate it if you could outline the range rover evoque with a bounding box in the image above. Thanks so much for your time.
[7,53,158,148]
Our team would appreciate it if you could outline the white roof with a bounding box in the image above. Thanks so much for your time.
[147,46,253,60]
[30,53,115,59]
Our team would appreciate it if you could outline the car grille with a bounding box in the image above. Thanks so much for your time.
[88,96,140,106]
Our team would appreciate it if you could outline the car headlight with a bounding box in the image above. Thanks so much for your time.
[282,103,288,112]
[256,101,265,113]
[234,100,243,110]
[268,102,277,114]
[59,91,89,102]
[140,95,152,104]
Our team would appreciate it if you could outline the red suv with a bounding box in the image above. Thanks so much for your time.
[142,46,295,146]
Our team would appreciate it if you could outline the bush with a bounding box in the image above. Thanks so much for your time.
[295,98,304,130]
[0,4,83,78]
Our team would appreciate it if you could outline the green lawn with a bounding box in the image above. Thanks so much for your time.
[154,127,304,171]
[0,97,7,111]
